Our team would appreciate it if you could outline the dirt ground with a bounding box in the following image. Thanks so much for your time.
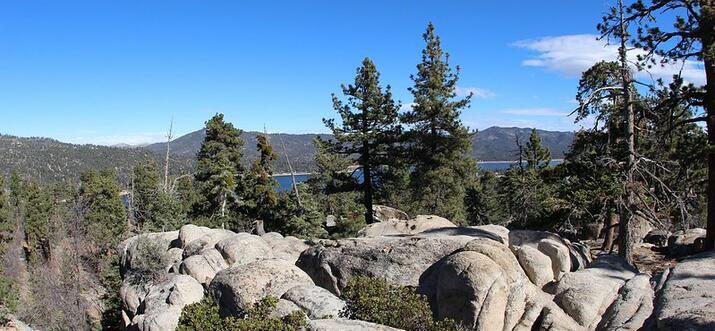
[587,239,677,276]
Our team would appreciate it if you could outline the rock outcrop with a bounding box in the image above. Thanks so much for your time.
[209,258,314,316]
[655,250,715,330]
[357,215,456,237]
[296,234,484,295]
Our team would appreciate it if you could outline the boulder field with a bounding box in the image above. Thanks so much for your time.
[117,216,715,331]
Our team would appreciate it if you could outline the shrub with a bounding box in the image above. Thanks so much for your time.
[126,235,168,285]
[178,296,306,331]
[0,274,18,323]
[340,276,463,331]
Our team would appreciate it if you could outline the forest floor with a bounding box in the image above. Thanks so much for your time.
[587,240,677,276]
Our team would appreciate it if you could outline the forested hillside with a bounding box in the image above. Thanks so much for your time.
[0,134,193,184]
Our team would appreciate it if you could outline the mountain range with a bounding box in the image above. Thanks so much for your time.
[0,127,574,183]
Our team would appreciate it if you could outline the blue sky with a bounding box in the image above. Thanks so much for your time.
[0,1,705,145]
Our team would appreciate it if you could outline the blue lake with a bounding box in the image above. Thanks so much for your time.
[273,160,563,191]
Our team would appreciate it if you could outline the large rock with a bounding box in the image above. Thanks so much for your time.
[538,239,571,280]
[209,258,314,316]
[179,248,228,285]
[215,233,273,266]
[268,299,305,319]
[426,251,508,331]
[120,282,148,318]
[296,235,479,295]
[119,231,180,275]
[131,275,204,331]
[282,284,346,319]
[597,273,654,331]
[516,245,554,287]
[181,228,235,259]
[357,215,456,237]
[261,232,311,263]
[667,228,706,257]
[469,224,510,244]
[655,251,715,330]
[179,224,212,247]
[307,319,403,331]
[372,205,409,222]
[552,254,636,329]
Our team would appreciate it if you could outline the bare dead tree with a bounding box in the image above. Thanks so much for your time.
[278,133,302,208]
[163,118,174,193]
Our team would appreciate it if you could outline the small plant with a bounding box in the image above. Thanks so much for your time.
[340,276,463,331]
[126,235,169,285]
[0,274,18,323]
[178,296,306,331]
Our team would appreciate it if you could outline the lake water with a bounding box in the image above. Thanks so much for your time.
[273,160,563,191]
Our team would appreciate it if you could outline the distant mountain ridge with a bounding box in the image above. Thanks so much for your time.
[145,126,575,169]
[0,127,574,184]
[0,134,193,184]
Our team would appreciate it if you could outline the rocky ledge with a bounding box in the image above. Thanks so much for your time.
[117,215,714,331]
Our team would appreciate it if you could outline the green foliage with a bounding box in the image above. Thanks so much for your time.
[324,57,402,224]
[125,235,169,285]
[0,177,13,244]
[79,168,127,251]
[245,133,280,223]
[132,160,186,231]
[100,255,125,331]
[402,23,476,222]
[178,296,306,331]
[24,181,53,262]
[0,274,18,322]
[524,128,551,171]
[271,185,328,239]
[340,276,462,331]
[465,171,504,226]
[193,113,248,230]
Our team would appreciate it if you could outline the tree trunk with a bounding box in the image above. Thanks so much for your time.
[363,159,374,224]
[702,3,715,250]
[617,0,635,264]
[602,212,619,252]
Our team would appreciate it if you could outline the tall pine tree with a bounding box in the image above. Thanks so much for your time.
[524,129,552,171]
[324,58,401,224]
[246,133,279,223]
[193,114,247,229]
[402,23,476,222]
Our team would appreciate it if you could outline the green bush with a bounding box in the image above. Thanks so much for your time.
[0,274,18,323]
[125,235,168,285]
[340,276,463,331]
[178,296,306,331]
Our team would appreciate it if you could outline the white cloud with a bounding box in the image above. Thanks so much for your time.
[500,108,569,116]
[456,86,496,98]
[63,132,166,146]
[399,103,417,112]
[514,34,705,84]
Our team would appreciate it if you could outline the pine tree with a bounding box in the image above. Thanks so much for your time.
[24,181,52,262]
[524,129,552,171]
[79,168,127,253]
[132,160,161,229]
[402,23,476,222]
[193,114,247,228]
[0,177,12,242]
[324,57,401,224]
[247,133,279,223]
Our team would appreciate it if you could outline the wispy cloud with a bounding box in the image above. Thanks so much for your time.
[500,108,569,116]
[63,132,166,146]
[456,86,496,98]
[399,103,417,112]
[514,34,705,84]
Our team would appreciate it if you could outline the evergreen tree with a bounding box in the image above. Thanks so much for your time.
[465,171,504,226]
[132,160,184,231]
[324,57,401,224]
[524,129,551,171]
[306,137,365,238]
[193,114,247,229]
[79,168,127,252]
[24,181,52,262]
[246,133,279,223]
[402,22,476,222]
[0,177,12,242]
[132,160,161,229]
